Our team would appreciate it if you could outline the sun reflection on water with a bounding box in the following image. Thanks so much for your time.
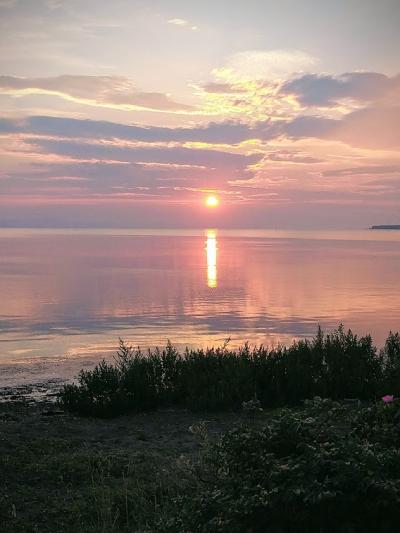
[206,230,217,288]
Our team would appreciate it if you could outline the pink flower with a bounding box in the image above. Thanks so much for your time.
[382,395,394,403]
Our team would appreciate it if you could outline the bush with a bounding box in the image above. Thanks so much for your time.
[382,332,400,395]
[161,399,400,533]
[60,326,397,417]
[351,397,400,445]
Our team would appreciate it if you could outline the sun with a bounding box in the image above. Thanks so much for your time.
[205,195,219,208]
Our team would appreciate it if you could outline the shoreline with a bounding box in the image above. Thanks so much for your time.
[0,353,112,402]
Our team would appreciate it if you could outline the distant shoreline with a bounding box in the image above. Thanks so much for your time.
[370,225,400,230]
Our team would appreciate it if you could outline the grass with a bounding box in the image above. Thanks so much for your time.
[0,402,239,533]
[60,325,400,417]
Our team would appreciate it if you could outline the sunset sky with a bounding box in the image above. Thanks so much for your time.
[0,0,399,228]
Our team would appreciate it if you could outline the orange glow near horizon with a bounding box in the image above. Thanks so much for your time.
[205,195,219,208]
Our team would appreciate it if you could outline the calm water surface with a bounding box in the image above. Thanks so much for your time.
[1,228,400,386]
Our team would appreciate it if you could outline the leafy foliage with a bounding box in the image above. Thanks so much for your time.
[382,332,400,395]
[351,397,400,445]
[161,398,400,533]
[60,326,399,417]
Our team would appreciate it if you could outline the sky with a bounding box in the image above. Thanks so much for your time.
[0,0,399,228]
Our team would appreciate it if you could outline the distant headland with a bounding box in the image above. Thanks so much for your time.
[370,225,400,230]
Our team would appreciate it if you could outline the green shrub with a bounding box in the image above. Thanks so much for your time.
[180,345,256,411]
[161,399,400,533]
[61,360,122,417]
[352,397,400,445]
[382,332,400,395]
[60,326,395,417]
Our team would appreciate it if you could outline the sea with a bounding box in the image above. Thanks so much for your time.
[1,228,399,393]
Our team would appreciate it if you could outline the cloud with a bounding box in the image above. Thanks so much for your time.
[281,72,400,107]
[23,136,261,170]
[331,105,400,150]
[283,115,337,139]
[46,0,63,9]
[275,69,400,150]
[0,75,193,113]
[1,112,399,227]
[323,166,400,177]
[198,49,318,120]
[167,18,197,30]
[0,115,270,204]
[0,0,17,7]
[168,18,188,25]
[200,66,400,129]
[201,82,248,94]
[2,99,399,153]
[284,105,400,150]
[0,115,279,144]
[215,49,317,82]
[263,150,323,164]
[0,139,263,208]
